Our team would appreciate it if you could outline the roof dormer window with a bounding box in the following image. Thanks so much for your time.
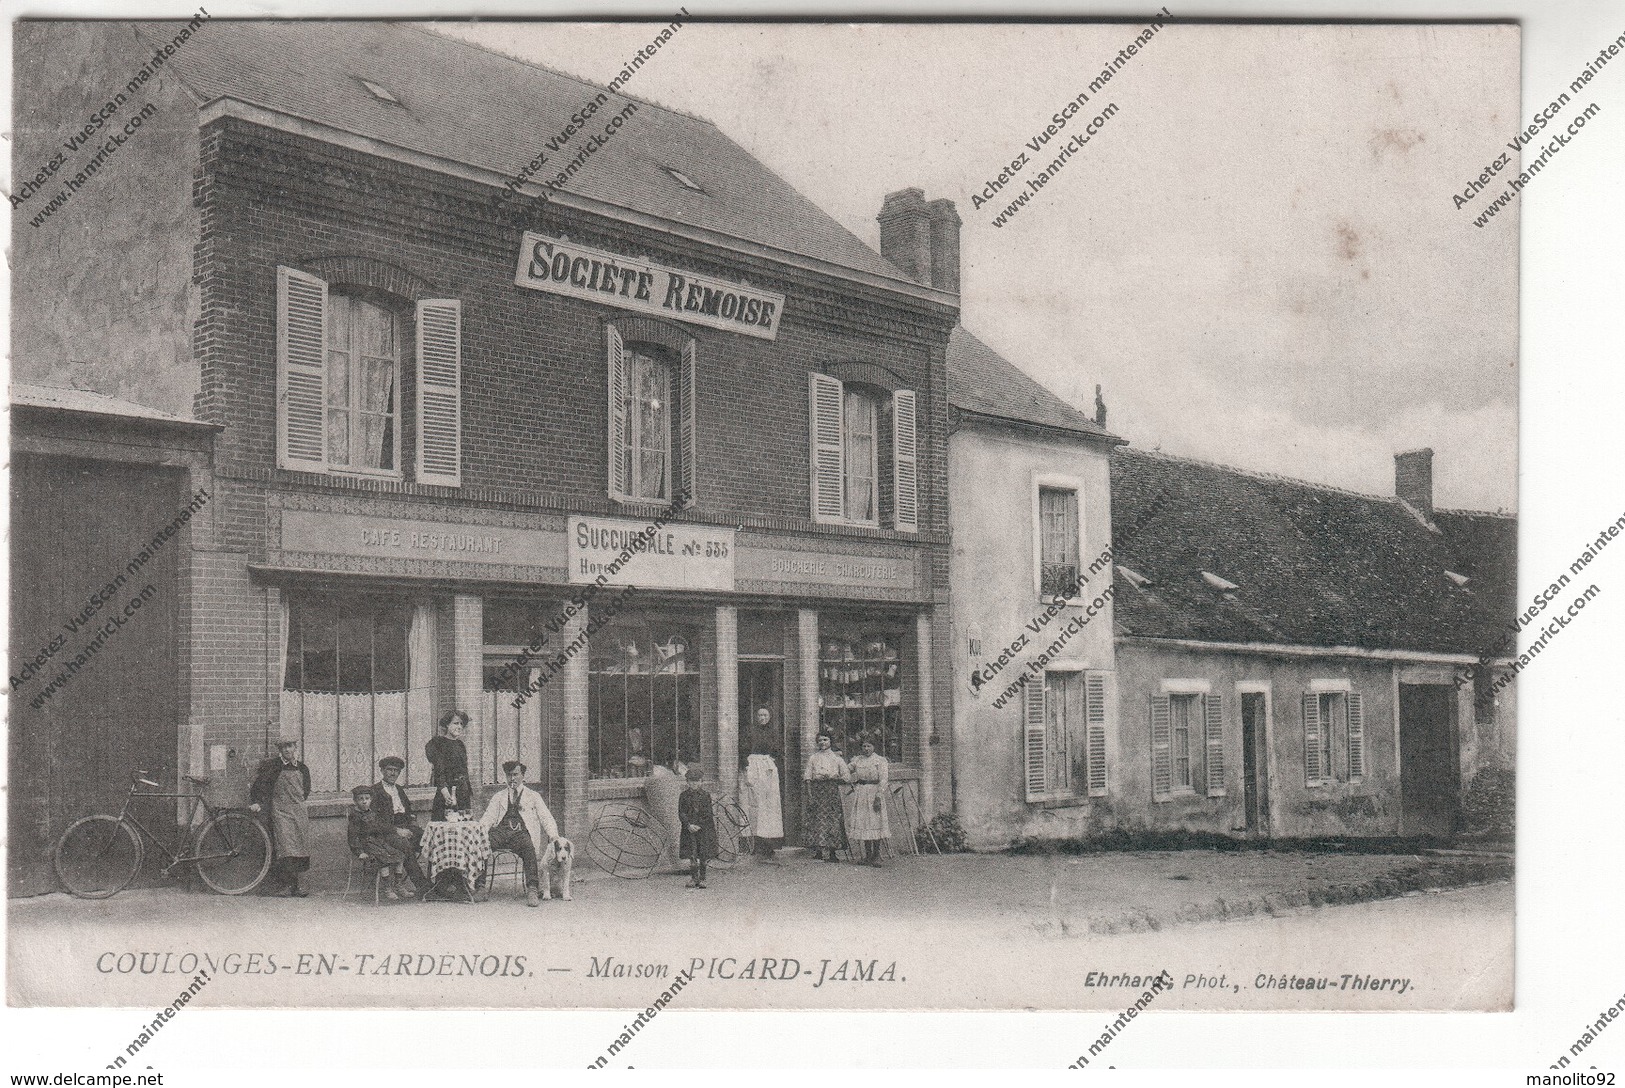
[358,77,401,104]
[663,165,705,193]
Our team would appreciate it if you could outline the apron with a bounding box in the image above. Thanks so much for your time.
[271,764,312,860]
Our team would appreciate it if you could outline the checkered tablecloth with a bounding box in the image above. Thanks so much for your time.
[420,820,492,882]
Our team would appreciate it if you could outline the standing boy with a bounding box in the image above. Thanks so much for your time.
[678,767,719,889]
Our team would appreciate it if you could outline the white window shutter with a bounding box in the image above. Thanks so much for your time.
[679,338,698,507]
[276,266,328,472]
[891,388,919,533]
[808,372,845,523]
[1303,693,1323,785]
[607,326,631,500]
[1204,693,1226,796]
[1346,692,1365,779]
[415,299,462,487]
[1023,676,1048,803]
[1150,693,1172,801]
[1085,671,1109,797]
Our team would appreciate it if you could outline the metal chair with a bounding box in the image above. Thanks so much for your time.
[344,850,390,904]
[483,848,526,898]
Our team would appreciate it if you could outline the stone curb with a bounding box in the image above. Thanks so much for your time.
[1082,857,1514,936]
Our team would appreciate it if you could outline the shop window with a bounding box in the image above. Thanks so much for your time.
[1038,486,1081,598]
[281,594,428,794]
[817,632,904,764]
[588,620,702,780]
[808,374,918,532]
[607,328,695,505]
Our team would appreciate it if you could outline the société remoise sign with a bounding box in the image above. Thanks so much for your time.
[513,231,784,340]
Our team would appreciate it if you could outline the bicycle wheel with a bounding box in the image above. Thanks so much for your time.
[54,815,143,899]
[193,811,272,894]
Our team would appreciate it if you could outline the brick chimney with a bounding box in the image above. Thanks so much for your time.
[878,188,960,293]
[1395,448,1434,518]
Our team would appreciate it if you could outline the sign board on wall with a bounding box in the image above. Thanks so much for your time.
[567,516,735,591]
[514,231,785,340]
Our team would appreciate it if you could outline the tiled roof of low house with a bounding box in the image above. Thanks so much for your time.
[156,20,913,285]
[947,326,1121,442]
[11,382,214,428]
[1110,448,1516,657]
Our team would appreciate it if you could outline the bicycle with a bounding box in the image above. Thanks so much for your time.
[585,794,750,878]
[53,770,273,898]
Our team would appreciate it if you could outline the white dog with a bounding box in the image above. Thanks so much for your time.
[542,837,574,900]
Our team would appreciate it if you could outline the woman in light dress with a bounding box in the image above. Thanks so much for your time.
[846,737,890,866]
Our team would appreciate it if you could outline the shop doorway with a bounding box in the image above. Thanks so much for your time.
[1240,692,1271,838]
[738,660,795,843]
[1399,683,1461,839]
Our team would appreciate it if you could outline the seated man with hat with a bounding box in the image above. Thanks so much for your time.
[371,756,422,853]
[477,760,558,908]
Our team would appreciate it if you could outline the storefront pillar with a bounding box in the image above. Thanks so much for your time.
[561,605,590,837]
[916,610,936,815]
[715,605,739,798]
[452,594,484,780]
[797,609,820,774]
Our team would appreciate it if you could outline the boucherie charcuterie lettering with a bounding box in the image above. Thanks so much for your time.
[513,231,785,340]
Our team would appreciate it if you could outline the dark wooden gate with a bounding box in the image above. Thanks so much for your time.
[9,454,183,896]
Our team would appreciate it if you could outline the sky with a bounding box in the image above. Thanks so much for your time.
[438,20,1520,512]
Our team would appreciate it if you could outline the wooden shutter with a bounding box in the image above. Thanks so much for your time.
[1302,693,1323,785]
[809,373,845,523]
[1150,693,1172,801]
[276,266,328,472]
[1204,692,1226,796]
[1023,677,1048,802]
[891,388,919,532]
[607,326,631,500]
[678,338,698,507]
[1346,692,1365,779]
[415,299,462,487]
[1085,671,1108,797]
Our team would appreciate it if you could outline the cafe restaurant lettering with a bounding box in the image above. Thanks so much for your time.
[15,21,968,863]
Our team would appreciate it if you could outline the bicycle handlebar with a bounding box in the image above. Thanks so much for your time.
[129,770,162,789]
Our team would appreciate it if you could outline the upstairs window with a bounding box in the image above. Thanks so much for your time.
[608,327,695,505]
[842,388,879,524]
[1038,486,1081,598]
[275,266,462,485]
[809,373,918,532]
[326,293,399,474]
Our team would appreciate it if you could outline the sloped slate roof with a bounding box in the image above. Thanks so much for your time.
[1110,448,1516,657]
[154,20,906,282]
[947,326,1119,441]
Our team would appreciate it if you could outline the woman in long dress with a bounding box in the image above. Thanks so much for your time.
[426,710,472,820]
[847,738,890,866]
[804,733,850,862]
[250,738,312,896]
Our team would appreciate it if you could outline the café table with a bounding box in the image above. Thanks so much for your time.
[419,818,492,891]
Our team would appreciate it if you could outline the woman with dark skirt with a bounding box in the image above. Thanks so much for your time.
[425,710,472,821]
[803,732,850,862]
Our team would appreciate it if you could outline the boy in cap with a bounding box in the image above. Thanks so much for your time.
[678,767,719,889]
[477,760,558,907]
[347,786,424,900]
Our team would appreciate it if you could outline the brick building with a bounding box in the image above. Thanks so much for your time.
[11,20,959,881]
